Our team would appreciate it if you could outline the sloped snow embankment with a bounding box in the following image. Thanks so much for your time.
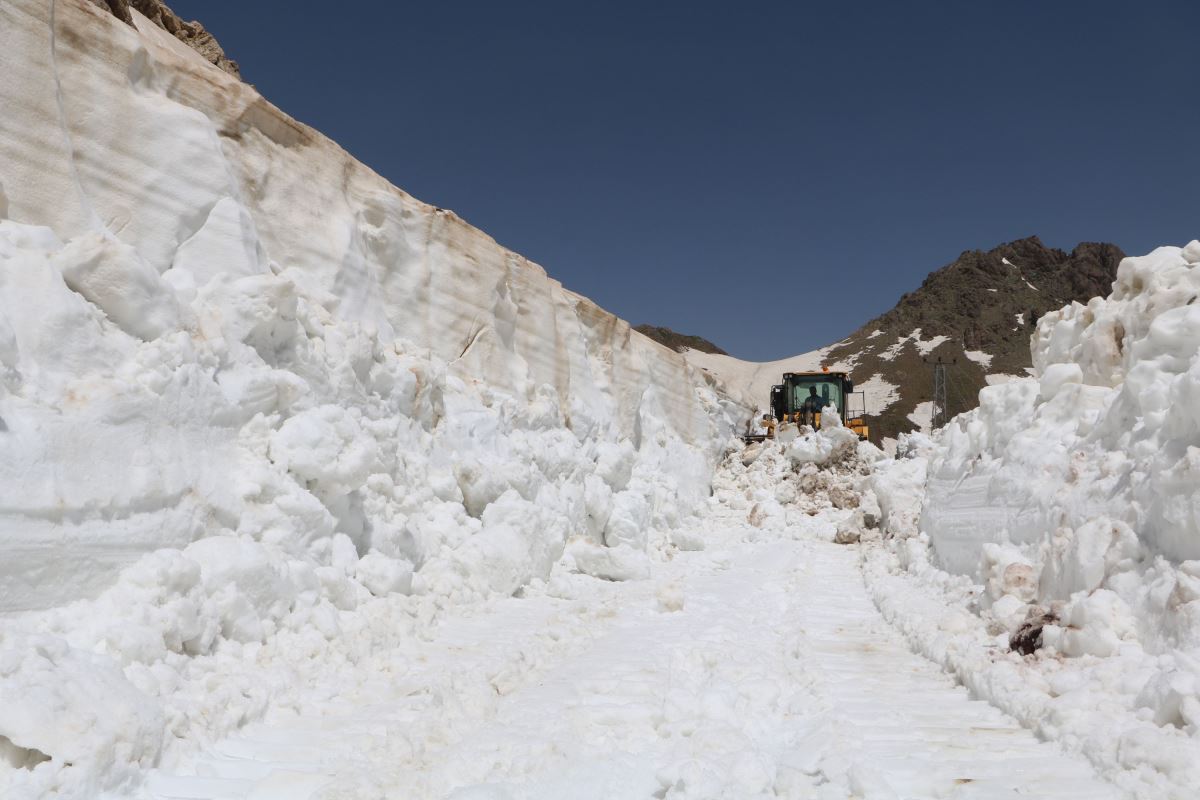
[862,243,1200,799]
[0,3,743,797]
[683,346,900,422]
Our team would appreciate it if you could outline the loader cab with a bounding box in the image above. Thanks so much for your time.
[793,378,843,416]
[774,370,871,441]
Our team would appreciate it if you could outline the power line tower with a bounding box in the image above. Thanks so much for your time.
[925,356,956,429]
[932,359,948,429]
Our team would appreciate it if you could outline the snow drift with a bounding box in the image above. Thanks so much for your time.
[923,242,1200,653]
[873,242,1200,797]
[0,1,742,796]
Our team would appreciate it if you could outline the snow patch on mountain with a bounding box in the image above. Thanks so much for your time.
[854,373,899,414]
[906,401,934,432]
[877,328,950,361]
[914,331,951,356]
[964,349,994,368]
[685,346,832,407]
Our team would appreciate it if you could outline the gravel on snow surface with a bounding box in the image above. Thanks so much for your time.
[144,509,1119,800]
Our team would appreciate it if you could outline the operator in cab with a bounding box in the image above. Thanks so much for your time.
[803,386,828,414]
[801,386,829,428]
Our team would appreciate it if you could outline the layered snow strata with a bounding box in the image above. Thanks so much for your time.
[0,1,744,796]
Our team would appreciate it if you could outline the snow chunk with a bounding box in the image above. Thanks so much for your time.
[785,410,859,466]
[980,543,1037,603]
[270,405,380,493]
[568,541,651,581]
[0,635,164,792]
[354,552,414,597]
[1044,589,1138,658]
[55,232,182,341]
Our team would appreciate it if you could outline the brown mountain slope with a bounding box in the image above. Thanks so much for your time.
[822,236,1125,441]
[634,325,728,355]
[680,236,1125,445]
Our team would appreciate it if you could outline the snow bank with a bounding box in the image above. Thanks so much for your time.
[0,2,743,796]
[867,243,1200,797]
[923,243,1200,648]
[865,433,932,540]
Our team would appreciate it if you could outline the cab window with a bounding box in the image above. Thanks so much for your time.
[792,380,843,412]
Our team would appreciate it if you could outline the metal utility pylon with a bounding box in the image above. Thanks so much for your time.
[932,358,948,429]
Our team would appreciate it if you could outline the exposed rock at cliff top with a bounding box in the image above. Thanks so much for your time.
[94,0,240,77]
[634,325,728,355]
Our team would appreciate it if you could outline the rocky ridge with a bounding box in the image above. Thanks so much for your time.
[93,0,240,77]
[824,236,1125,441]
[633,325,727,355]
[681,236,1126,445]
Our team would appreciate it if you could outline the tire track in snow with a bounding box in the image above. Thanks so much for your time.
[793,544,1122,799]
[142,530,1121,799]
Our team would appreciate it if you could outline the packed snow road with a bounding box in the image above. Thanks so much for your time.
[144,509,1118,800]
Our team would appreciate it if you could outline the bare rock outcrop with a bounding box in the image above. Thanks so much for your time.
[92,0,240,77]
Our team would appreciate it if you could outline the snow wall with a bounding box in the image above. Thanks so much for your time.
[923,241,1200,653]
[0,1,743,792]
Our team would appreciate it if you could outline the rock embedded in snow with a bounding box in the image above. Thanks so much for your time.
[1007,606,1059,656]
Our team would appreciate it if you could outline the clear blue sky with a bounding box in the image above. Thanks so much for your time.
[173,1,1199,360]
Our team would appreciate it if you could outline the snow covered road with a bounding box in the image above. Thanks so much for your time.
[143,513,1120,800]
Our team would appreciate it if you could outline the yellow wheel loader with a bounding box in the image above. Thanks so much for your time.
[769,368,870,441]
